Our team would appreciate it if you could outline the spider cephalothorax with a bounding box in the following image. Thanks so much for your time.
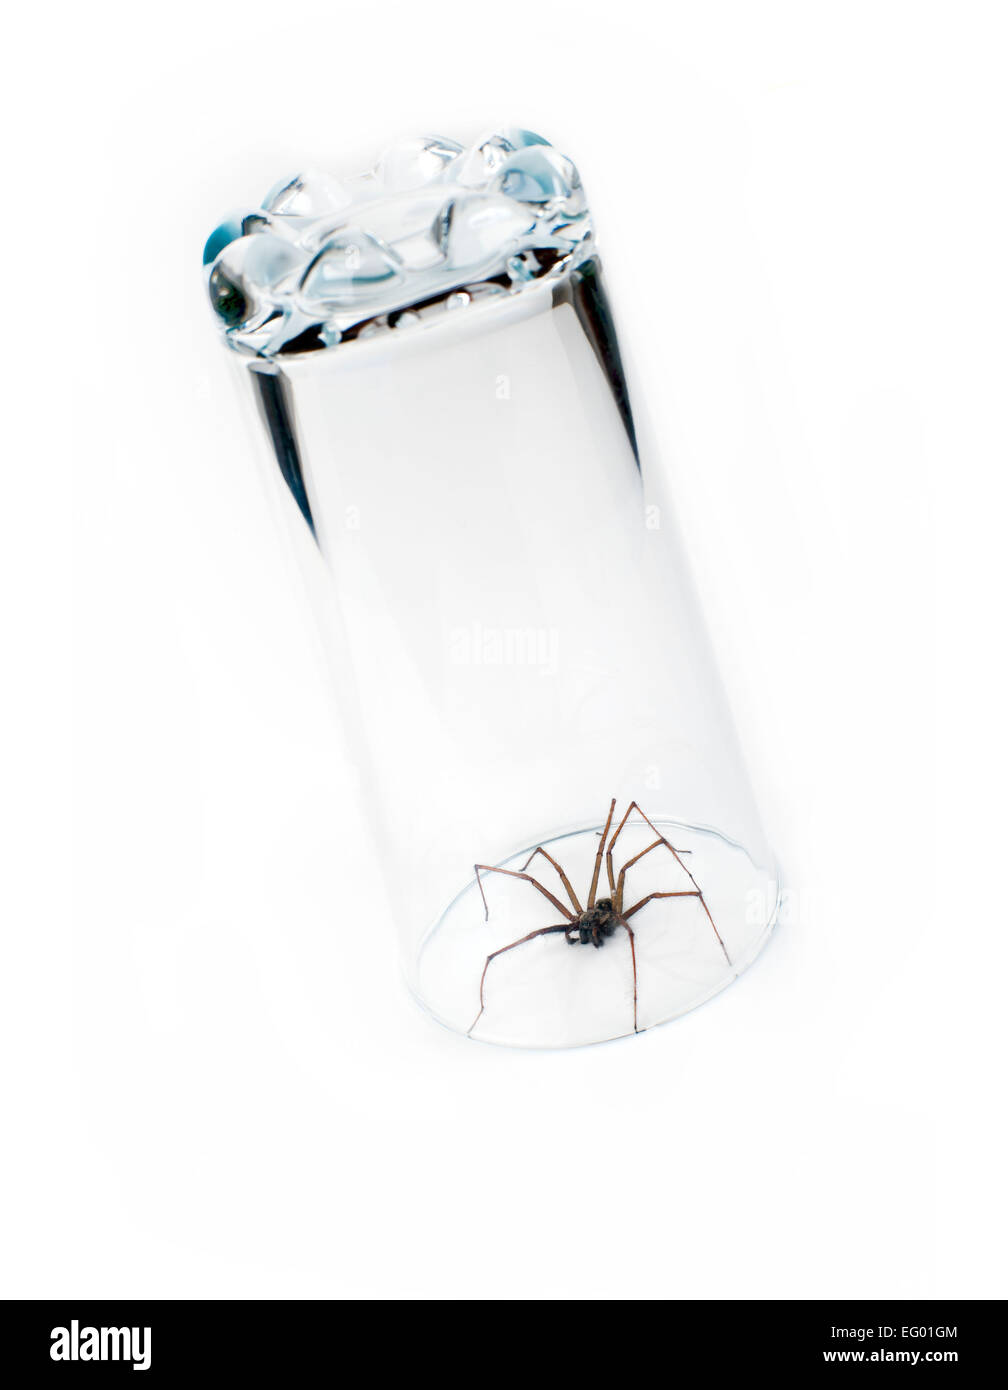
[569,899,618,947]
[471,799,731,1036]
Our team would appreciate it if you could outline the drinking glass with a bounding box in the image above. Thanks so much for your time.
[203,128,781,1047]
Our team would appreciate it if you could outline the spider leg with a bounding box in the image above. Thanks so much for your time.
[622,889,701,920]
[606,802,690,884]
[618,917,639,1033]
[587,799,617,909]
[474,864,575,924]
[609,803,731,965]
[519,846,583,915]
[611,837,664,913]
[468,923,570,1035]
[623,888,732,966]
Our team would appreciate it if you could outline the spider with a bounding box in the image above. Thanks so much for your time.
[470,799,731,1036]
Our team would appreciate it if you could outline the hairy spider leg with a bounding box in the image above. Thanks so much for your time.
[606,804,691,895]
[619,917,639,1033]
[608,836,693,1032]
[608,836,664,909]
[605,818,696,905]
[519,846,583,915]
[608,802,731,965]
[474,864,575,924]
[586,799,617,909]
[468,923,571,1035]
[623,889,702,919]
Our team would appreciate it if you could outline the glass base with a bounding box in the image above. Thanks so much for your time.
[414,814,780,1048]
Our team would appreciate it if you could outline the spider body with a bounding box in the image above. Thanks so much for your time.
[470,799,731,1036]
[570,899,618,947]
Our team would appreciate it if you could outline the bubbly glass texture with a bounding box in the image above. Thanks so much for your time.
[203,129,593,357]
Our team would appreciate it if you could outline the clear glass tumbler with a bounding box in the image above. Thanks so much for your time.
[203,128,781,1047]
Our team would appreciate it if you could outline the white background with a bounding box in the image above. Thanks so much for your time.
[3,1,1006,1297]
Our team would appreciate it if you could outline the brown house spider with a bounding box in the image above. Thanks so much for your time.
[470,799,731,1036]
